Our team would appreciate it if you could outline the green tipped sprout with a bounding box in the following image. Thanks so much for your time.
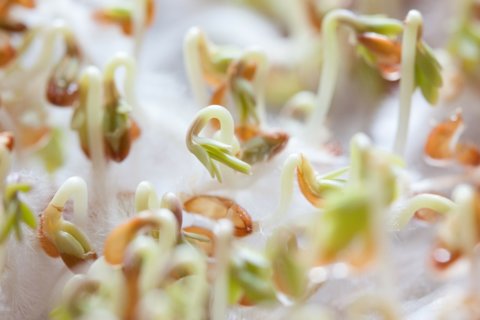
[183,27,268,124]
[186,105,251,182]
[0,183,36,243]
[102,52,139,162]
[302,9,403,139]
[276,153,347,219]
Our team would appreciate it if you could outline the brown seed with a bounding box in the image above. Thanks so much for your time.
[182,226,215,256]
[46,77,80,107]
[183,195,253,237]
[104,214,162,265]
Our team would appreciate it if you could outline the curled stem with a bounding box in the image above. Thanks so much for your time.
[389,194,456,230]
[306,10,356,139]
[211,219,233,320]
[103,52,137,109]
[393,10,422,156]
[49,177,88,227]
[186,105,250,182]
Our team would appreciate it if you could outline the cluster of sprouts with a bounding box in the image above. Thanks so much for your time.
[2,1,480,319]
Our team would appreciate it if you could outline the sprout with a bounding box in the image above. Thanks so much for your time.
[135,181,183,232]
[388,194,456,231]
[211,219,233,320]
[103,209,177,265]
[38,177,96,272]
[0,33,16,67]
[186,105,251,182]
[303,9,403,139]
[102,53,140,162]
[393,10,443,155]
[276,153,347,218]
[183,28,268,123]
[45,26,81,107]
[0,131,14,192]
[71,66,106,170]
[431,185,479,273]
[237,127,289,165]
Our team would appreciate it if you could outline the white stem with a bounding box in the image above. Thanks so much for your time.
[103,52,137,110]
[274,153,302,221]
[393,10,422,156]
[184,27,209,107]
[369,161,400,319]
[23,22,74,75]
[171,245,207,320]
[211,219,233,320]
[453,185,479,295]
[132,0,149,58]
[389,194,456,231]
[135,181,160,212]
[82,66,106,173]
[241,49,269,124]
[50,176,88,227]
[306,10,355,140]
[285,0,315,38]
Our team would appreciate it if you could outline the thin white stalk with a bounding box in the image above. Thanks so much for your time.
[211,219,233,320]
[81,66,106,173]
[306,10,356,140]
[184,27,209,107]
[389,194,456,231]
[284,0,315,39]
[170,245,207,320]
[453,185,479,296]
[393,10,422,156]
[49,176,88,228]
[103,52,137,110]
[135,181,160,212]
[274,153,302,221]
[368,159,400,319]
[241,50,269,124]
[132,0,149,58]
[14,22,75,76]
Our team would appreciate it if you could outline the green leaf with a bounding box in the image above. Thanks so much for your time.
[19,202,36,228]
[355,16,404,36]
[414,42,443,105]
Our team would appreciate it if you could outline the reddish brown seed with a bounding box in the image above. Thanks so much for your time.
[357,32,402,81]
[46,77,80,107]
[183,195,253,237]
[37,214,61,258]
[182,226,215,256]
[424,111,463,162]
[0,131,14,151]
